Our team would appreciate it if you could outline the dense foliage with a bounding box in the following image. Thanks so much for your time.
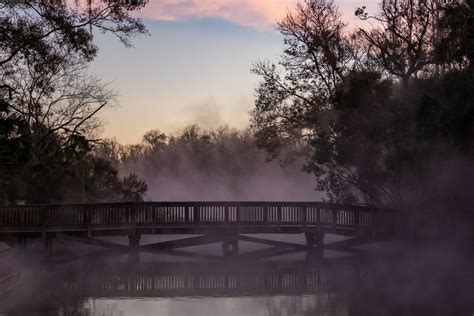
[252,0,474,208]
[0,0,148,203]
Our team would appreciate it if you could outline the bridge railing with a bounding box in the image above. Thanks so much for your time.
[0,202,406,235]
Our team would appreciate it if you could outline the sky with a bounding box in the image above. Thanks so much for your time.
[91,0,377,144]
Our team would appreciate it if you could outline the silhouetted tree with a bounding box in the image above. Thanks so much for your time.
[355,0,441,84]
[252,0,474,207]
[0,0,149,203]
[436,0,474,74]
[0,100,30,200]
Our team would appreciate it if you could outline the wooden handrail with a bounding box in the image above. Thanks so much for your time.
[0,201,405,236]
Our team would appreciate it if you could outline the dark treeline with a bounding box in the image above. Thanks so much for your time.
[0,0,148,204]
[98,125,319,201]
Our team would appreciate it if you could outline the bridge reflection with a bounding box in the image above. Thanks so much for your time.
[3,253,472,316]
[41,257,369,299]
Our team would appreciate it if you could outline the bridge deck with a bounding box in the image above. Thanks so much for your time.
[0,202,406,238]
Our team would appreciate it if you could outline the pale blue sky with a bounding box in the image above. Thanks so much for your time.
[90,1,377,144]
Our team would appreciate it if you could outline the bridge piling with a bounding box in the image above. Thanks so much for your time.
[128,234,141,252]
[222,236,239,257]
[305,232,324,258]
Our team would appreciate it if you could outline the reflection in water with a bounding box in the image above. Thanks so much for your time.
[0,239,472,316]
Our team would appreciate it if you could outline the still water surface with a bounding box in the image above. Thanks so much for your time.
[0,234,472,316]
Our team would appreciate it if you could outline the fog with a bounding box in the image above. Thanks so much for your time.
[102,125,323,201]
[1,240,472,316]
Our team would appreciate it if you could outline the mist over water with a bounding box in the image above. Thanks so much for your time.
[1,237,473,316]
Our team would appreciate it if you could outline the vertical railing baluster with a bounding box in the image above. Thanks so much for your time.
[354,208,359,233]
[263,205,268,224]
[303,206,307,228]
[236,204,240,225]
[185,205,190,223]
[194,204,200,224]
[225,205,229,223]
[41,206,46,238]
[277,206,282,227]
[85,205,91,237]
[129,204,134,232]
[316,207,320,226]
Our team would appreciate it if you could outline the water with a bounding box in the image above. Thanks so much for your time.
[0,235,472,316]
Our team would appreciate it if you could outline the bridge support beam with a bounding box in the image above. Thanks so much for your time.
[222,236,239,257]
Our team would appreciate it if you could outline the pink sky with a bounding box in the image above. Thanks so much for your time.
[140,0,373,30]
[94,0,378,143]
[141,0,298,30]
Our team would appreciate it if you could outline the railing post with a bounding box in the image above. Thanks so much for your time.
[86,205,92,237]
[236,205,240,224]
[354,208,360,230]
[277,206,282,227]
[185,205,190,223]
[303,206,307,228]
[371,208,376,237]
[263,205,268,224]
[151,204,156,234]
[332,208,337,233]
[130,204,137,235]
[194,205,200,224]
[41,206,47,239]
[225,206,229,223]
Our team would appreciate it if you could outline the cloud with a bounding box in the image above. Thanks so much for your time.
[140,0,298,31]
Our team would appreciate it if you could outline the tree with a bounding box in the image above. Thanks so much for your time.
[143,129,167,152]
[0,0,147,69]
[7,59,116,160]
[0,0,149,203]
[0,100,30,200]
[1,0,147,139]
[355,0,441,84]
[252,0,474,207]
[436,0,474,74]
[251,0,352,163]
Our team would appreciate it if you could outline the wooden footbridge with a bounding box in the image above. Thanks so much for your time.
[0,201,411,258]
